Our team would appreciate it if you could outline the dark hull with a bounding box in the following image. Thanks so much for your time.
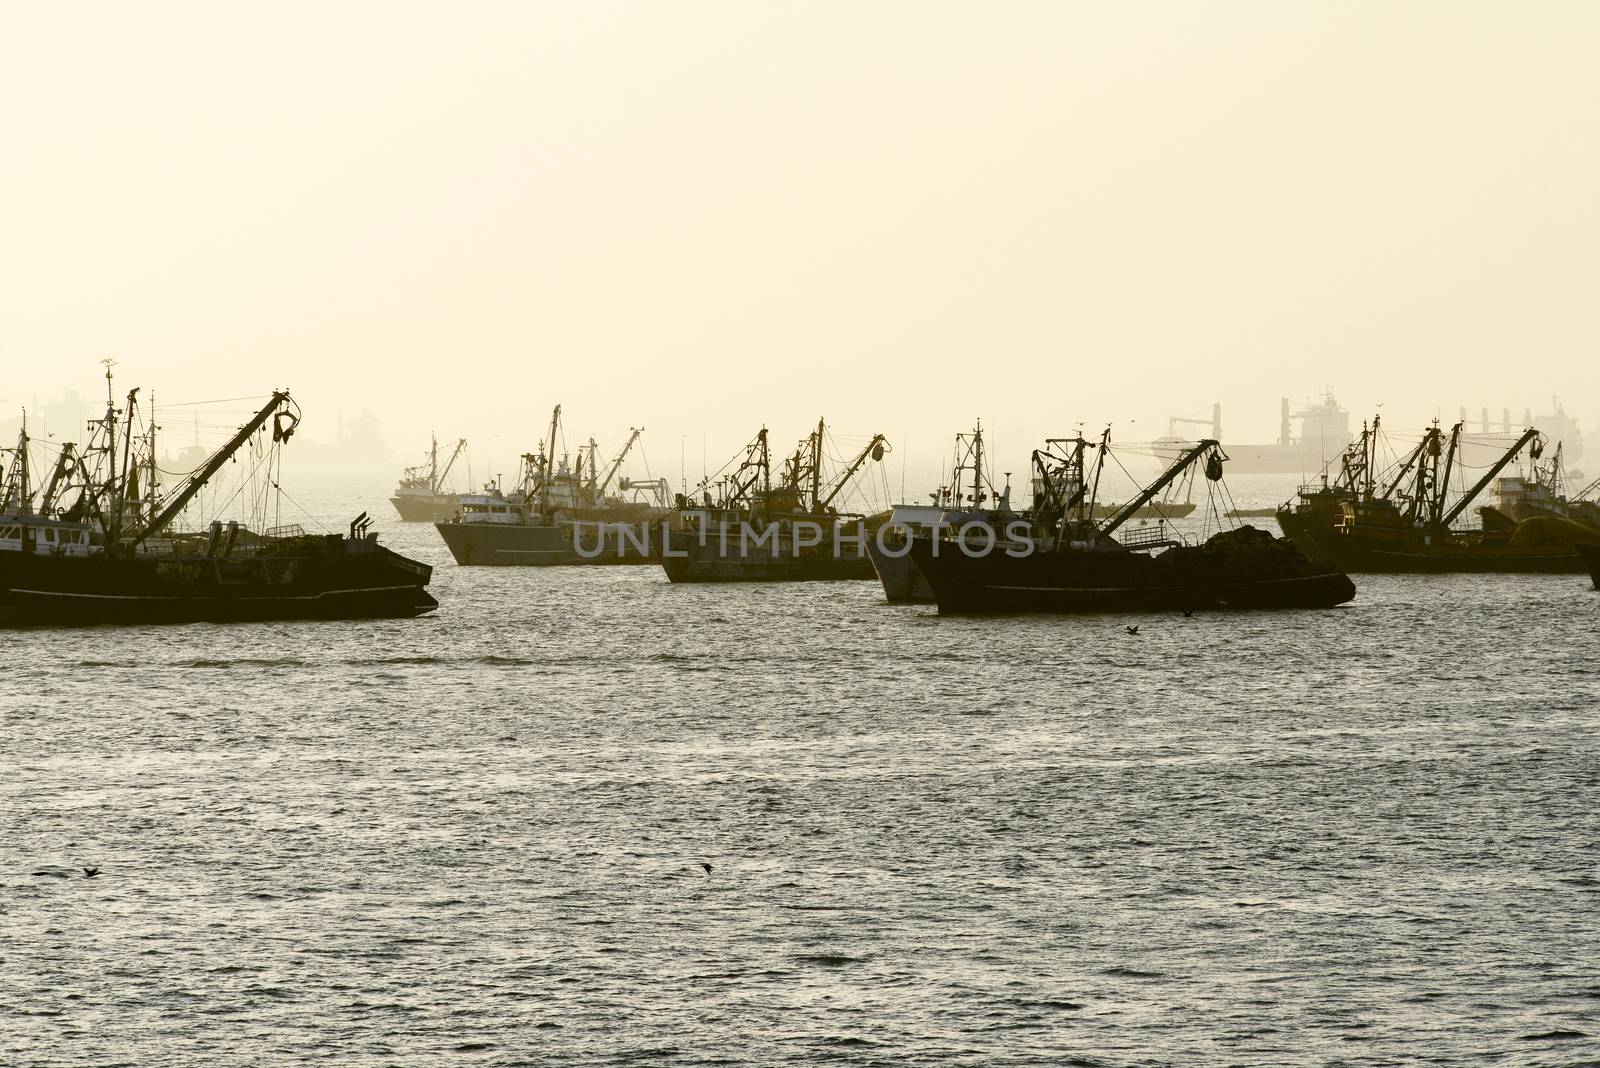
[0,539,436,625]
[1579,543,1600,590]
[661,530,874,583]
[391,493,460,522]
[1276,511,1588,574]
[909,540,1354,614]
[867,539,933,602]
[434,520,657,566]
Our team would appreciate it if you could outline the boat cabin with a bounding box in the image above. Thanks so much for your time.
[0,518,100,556]
[457,494,524,525]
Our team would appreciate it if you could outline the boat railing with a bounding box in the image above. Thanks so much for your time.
[1119,525,1184,552]
[266,523,307,539]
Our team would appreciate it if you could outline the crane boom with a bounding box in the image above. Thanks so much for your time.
[436,437,468,491]
[818,433,887,512]
[1100,439,1219,539]
[129,391,293,549]
[597,428,643,497]
[1440,427,1541,528]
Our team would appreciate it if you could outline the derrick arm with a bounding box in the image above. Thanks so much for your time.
[818,434,887,512]
[129,392,292,549]
[1440,428,1541,528]
[597,428,642,497]
[39,443,77,515]
[435,438,468,492]
[1100,440,1219,539]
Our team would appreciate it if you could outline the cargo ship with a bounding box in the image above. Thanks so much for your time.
[1153,393,1353,474]
[433,406,668,566]
[391,433,468,521]
[0,372,436,624]
[909,436,1355,613]
[1275,421,1600,573]
[663,420,888,582]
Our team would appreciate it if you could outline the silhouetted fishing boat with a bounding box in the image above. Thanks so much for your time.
[869,421,1017,603]
[663,420,888,582]
[909,435,1355,614]
[0,371,435,624]
[1277,420,1600,573]
[870,424,1196,603]
[391,433,468,521]
[433,406,667,565]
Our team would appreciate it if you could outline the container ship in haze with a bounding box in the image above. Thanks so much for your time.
[1153,393,1354,474]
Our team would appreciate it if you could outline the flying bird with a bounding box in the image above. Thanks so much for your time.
[1181,609,1195,618]
[83,867,100,878]
[1125,626,1139,635]
[700,863,713,875]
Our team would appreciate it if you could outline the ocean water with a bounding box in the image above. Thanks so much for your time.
[3,478,1599,1066]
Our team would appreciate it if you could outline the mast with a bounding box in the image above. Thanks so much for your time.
[1087,426,1111,520]
[1100,439,1221,540]
[760,427,770,499]
[1401,425,1443,524]
[146,392,160,520]
[1363,415,1380,498]
[809,418,824,512]
[427,433,439,493]
[99,360,118,515]
[970,420,984,508]
[539,405,561,517]
[19,415,31,515]
[1439,427,1542,528]
[107,387,141,542]
[2,416,31,516]
[1428,422,1464,526]
[128,391,292,549]
[1029,436,1090,539]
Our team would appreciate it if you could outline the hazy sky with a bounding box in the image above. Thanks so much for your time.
[3,1,1596,486]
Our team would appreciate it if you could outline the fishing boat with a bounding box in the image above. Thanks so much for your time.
[433,406,667,565]
[391,433,468,521]
[869,421,1017,603]
[908,434,1356,614]
[871,423,1198,604]
[1276,421,1600,573]
[1275,415,1386,550]
[663,420,888,582]
[0,371,436,624]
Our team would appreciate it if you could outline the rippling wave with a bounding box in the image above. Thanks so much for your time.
[4,494,1599,1065]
